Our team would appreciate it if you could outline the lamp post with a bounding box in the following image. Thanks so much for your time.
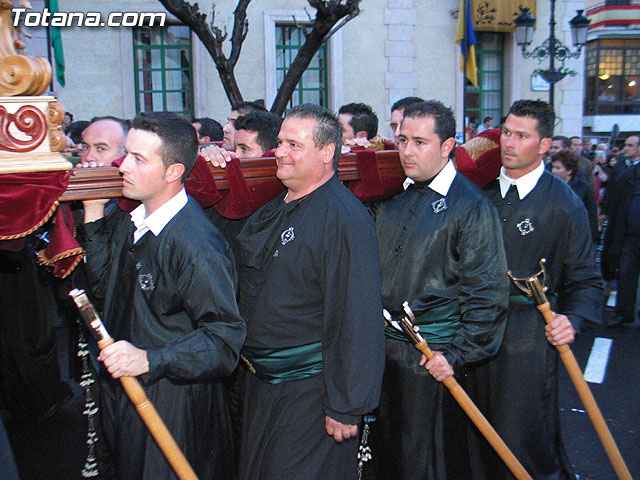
[514,1,590,108]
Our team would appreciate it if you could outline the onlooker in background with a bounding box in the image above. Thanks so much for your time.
[389,96,425,143]
[66,120,90,146]
[551,150,599,243]
[222,101,267,150]
[570,136,596,193]
[582,139,595,160]
[464,117,477,141]
[544,135,570,170]
[193,117,223,144]
[337,102,378,141]
[602,138,640,327]
[63,111,73,134]
[476,115,493,133]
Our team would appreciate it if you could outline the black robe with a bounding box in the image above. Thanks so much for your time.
[80,197,245,480]
[469,172,602,480]
[369,170,509,479]
[236,175,385,480]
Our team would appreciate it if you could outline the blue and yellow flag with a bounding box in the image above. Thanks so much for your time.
[456,0,478,87]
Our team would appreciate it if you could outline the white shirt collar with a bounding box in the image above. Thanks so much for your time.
[403,160,457,196]
[498,161,545,199]
[130,188,188,243]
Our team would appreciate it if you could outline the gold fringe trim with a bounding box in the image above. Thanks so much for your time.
[0,200,59,240]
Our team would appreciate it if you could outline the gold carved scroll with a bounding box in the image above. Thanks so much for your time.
[471,0,537,32]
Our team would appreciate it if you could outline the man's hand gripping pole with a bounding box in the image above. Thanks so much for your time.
[384,303,532,480]
[508,259,632,480]
[69,289,199,480]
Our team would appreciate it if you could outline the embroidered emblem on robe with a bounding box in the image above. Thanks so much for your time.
[281,227,295,245]
[431,198,447,214]
[516,218,534,236]
[138,273,155,291]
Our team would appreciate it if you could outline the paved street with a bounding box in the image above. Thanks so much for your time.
[2,309,639,479]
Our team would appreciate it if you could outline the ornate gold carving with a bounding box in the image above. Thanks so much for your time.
[0,1,52,96]
[48,100,65,152]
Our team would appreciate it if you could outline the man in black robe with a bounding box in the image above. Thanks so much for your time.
[369,100,509,479]
[80,112,245,479]
[235,104,385,480]
[473,100,602,479]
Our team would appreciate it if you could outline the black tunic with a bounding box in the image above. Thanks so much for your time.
[236,175,385,480]
[369,169,509,480]
[80,197,245,480]
[470,172,602,480]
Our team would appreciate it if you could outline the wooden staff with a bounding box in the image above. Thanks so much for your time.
[509,264,632,480]
[384,304,532,480]
[69,289,199,480]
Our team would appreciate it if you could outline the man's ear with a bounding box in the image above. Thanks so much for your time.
[539,137,552,156]
[355,131,368,139]
[441,137,456,158]
[322,143,336,165]
[165,163,185,183]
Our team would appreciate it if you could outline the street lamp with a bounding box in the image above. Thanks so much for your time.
[514,1,590,108]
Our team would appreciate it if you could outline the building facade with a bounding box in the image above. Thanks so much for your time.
[18,0,595,140]
[584,0,640,141]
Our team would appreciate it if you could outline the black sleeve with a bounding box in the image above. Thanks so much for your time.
[440,200,509,369]
[321,214,385,425]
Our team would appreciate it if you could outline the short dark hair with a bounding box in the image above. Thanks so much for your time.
[234,111,282,154]
[67,120,90,145]
[402,100,456,149]
[232,101,267,115]
[286,104,342,170]
[552,149,579,177]
[194,117,223,142]
[507,99,555,140]
[552,135,570,149]
[87,116,130,155]
[131,112,198,183]
[391,96,425,114]
[483,116,493,123]
[338,102,378,139]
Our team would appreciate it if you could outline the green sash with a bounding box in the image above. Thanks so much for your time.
[385,300,461,344]
[241,342,323,384]
[509,293,557,305]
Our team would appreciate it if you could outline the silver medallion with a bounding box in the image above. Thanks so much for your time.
[138,273,155,291]
[281,226,295,245]
[516,218,535,236]
[431,198,447,214]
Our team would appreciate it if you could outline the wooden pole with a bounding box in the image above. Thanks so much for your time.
[527,278,632,480]
[69,289,199,480]
[392,306,532,480]
[413,339,532,480]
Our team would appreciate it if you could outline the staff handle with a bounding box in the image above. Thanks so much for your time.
[414,340,532,480]
[535,301,632,480]
[97,337,199,480]
[70,289,198,480]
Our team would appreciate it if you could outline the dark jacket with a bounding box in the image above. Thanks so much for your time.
[603,164,640,275]
[569,175,599,243]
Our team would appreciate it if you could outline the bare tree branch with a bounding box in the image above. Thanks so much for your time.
[157,0,251,107]
[271,0,361,115]
[156,0,361,116]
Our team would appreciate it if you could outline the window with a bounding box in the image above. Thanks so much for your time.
[464,33,504,133]
[584,39,640,115]
[275,25,328,110]
[133,25,194,117]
